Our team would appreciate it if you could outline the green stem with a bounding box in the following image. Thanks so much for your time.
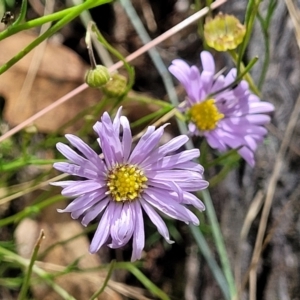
[89,260,115,300]
[205,147,241,169]
[257,0,277,89]
[18,231,45,300]
[209,164,237,187]
[125,93,174,108]
[199,189,237,298]
[115,262,170,300]
[0,0,112,74]
[130,106,173,128]
[237,0,263,76]
[229,51,261,96]
[189,225,230,300]
[13,0,27,26]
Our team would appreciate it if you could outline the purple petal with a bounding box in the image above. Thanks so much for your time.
[89,202,115,253]
[224,68,237,86]
[169,59,192,88]
[182,192,205,211]
[205,130,228,152]
[238,146,255,167]
[50,181,76,188]
[247,102,275,114]
[57,188,107,213]
[131,201,145,261]
[62,180,104,197]
[113,107,123,134]
[109,202,134,248]
[129,125,167,165]
[101,115,123,163]
[200,51,215,73]
[143,188,199,225]
[187,66,204,103]
[211,75,225,93]
[147,149,200,171]
[56,143,96,171]
[148,170,208,191]
[141,135,189,167]
[53,162,100,180]
[65,134,106,173]
[200,70,214,95]
[173,161,204,173]
[81,197,110,226]
[243,114,271,125]
[140,199,174,244]
[222,121,268,136]
[120,116,132,162]
[244,135,258,152]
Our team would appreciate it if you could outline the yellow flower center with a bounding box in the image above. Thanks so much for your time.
[106,164,148,202]
[189,99,224,131]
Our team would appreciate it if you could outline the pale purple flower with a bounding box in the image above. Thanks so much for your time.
[52,107,208,261]
[169,51,274,167]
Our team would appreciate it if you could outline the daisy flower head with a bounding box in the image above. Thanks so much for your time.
[169,51,274,167]
[52,108,208,261]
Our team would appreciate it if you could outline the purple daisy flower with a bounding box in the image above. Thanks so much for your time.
[52,108,208,261]
[169,51,274,167]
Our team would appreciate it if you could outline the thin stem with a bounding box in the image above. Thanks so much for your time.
[199,189,237,298]
[229,51,261,96]
[115,262,170,300]
[205,147,241,169]
[125,93,174,108]
[257,0,277,89]
[18,231,45,300]
[189,225,230,299]
[237,0,263,76]
[89,260,116,300]
[13,0,28,26]
[208,56,259,98]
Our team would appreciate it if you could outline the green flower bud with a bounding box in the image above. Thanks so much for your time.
[85,65,111,88]
[101,73,128,98]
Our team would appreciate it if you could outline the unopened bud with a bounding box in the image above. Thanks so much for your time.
[101,73,128,98]
[85,65,111,88]
[204,13,246,51]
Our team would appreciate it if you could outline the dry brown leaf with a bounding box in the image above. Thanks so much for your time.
[0,31,101,133]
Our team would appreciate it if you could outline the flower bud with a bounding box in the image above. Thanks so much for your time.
[204,13,246,51]
[101,73,128,98]
[85,65,111,88]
